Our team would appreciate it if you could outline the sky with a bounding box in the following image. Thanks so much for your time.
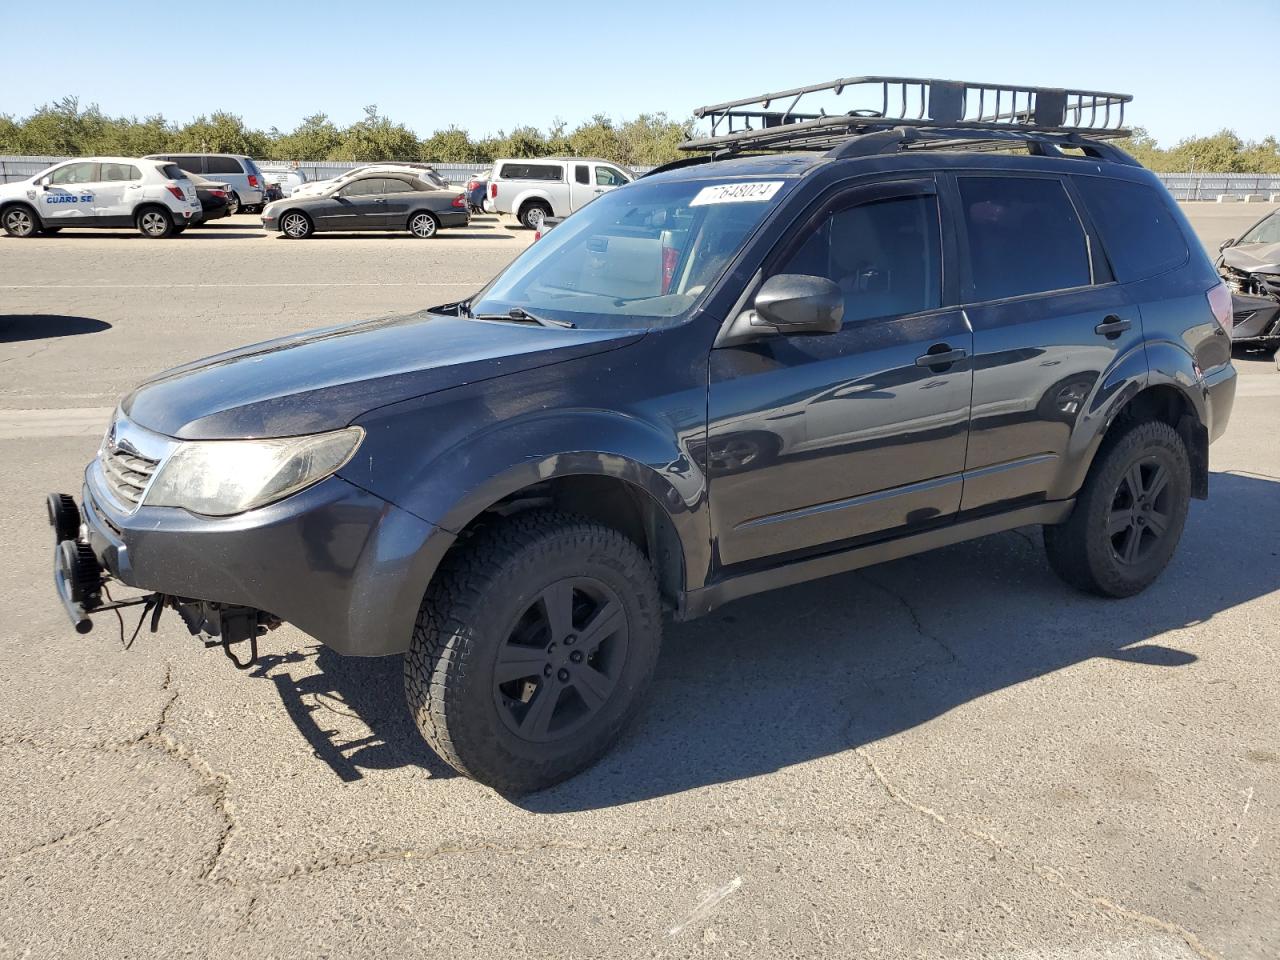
[1,0,1271,147]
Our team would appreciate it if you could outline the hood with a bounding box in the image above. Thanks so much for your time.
[123,311,643,440]
[1222,242,1280,275]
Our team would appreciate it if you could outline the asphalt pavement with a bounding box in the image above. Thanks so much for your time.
[0,208,1276,960]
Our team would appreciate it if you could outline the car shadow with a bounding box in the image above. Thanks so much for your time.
[251,647,459,783]
[287,232,517,241]
[261,471,1280,804]
[0,314,111,343]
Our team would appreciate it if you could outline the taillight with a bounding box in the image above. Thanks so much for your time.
[660,243,680,294]
[1207,280,1233,335]
[247,174,259,187]
[210,190,226,198]
[451,194,466,208]
[466,179,479,191]
[490,183,497,199]
[165,184,185,200]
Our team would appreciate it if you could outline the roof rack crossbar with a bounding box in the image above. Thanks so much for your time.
[683,76,1132,155]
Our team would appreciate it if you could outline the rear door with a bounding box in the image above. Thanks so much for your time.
[93,162,143,224]
[954,173,1139,512]
[570,163,595,211]
[708,176,973,565]
[40,162,101,224]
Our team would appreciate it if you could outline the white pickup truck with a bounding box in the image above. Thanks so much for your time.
[485,157,633,228]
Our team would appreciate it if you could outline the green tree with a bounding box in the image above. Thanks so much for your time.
[170,111,271,156]
[270,113,342,161]
[332,104,420,161]
[420,126,484,162]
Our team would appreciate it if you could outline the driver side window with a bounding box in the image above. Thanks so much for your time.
[776,194,942,325]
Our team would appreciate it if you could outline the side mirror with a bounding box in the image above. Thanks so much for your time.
[717,274,844,346]
[1219,237,1237,251]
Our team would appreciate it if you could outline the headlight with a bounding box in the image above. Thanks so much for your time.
[144,427,363,516]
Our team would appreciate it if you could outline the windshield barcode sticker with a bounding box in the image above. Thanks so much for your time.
[689,181,783,206]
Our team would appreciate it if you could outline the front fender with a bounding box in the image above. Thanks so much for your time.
[414,410,707,590]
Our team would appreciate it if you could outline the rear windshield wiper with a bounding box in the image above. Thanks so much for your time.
[473,307,576,329]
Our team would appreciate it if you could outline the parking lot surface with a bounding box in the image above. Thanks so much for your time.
[1,210,1277,960]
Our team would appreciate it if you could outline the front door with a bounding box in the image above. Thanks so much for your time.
[375,178,417,227]
[707,177,973,567]
[321,177,388,230]
[40,162,101,225]
[953,174,1141,512]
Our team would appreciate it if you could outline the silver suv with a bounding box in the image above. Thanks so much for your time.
[143,153,267,213]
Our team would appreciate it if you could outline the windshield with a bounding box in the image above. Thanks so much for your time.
[469,176,792,329]
[1240,212,1280,246]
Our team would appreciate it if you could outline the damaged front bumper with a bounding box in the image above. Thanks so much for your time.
[48,469,456,660]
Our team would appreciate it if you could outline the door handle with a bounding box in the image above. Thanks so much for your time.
[1094,316,1132,339]
[915,345,968,369]
[372,198,386,203]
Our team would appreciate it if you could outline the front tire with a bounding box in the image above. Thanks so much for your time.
[408,211,439,238]
[3,205,40,238]
[404,511,662,794]
[280,211,312,239]
[1043,420,1191,598]
[136,207,174,238]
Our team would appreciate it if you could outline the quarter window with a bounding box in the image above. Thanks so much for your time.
[1074,177,1188,281]
[49,162,99,185]
[958,176,1091,301]
[775,194,943,325]
[575,165,590,185]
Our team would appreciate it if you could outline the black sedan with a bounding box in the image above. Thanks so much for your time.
[189,173,234,225]
[260,171,470,239]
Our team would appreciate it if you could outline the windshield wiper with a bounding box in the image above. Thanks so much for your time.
[473,307,576,329]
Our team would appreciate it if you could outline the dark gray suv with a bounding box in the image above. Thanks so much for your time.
[48,78,1237,793]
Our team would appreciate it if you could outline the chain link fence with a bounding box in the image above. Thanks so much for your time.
[2,154,1277,200]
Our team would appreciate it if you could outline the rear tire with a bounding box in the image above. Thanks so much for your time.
[404,510,662,794]
[1043,420,1191,598]
[408,211,439,238]
[136,207,174,238]
[2,205,40,238]
[519,201,551,231]
[226,192,241,216]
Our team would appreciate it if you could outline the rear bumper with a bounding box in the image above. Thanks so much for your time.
[80,472,456,656]
[438,210,470,228]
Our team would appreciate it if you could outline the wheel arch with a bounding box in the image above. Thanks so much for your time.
[513,190,554,218]
[1,199,44,227]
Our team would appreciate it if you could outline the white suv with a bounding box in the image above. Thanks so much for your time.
[0,157,200,238]
[486,157,633,229]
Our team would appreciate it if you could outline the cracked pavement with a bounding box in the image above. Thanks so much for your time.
[1,209,1277,959]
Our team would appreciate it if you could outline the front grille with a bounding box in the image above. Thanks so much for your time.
[100,447,159,508]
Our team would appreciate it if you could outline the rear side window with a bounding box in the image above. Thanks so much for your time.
[959,176,1091,301]
[1075,177,1188,282]
[100,162,141,182]
[172,156,205,174]
[575,164,590,185]
[499,163,563,182]
[206,156,245,175]
[776,194,942,325]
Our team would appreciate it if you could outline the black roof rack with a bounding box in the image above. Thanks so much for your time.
[680,76,1132,156]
